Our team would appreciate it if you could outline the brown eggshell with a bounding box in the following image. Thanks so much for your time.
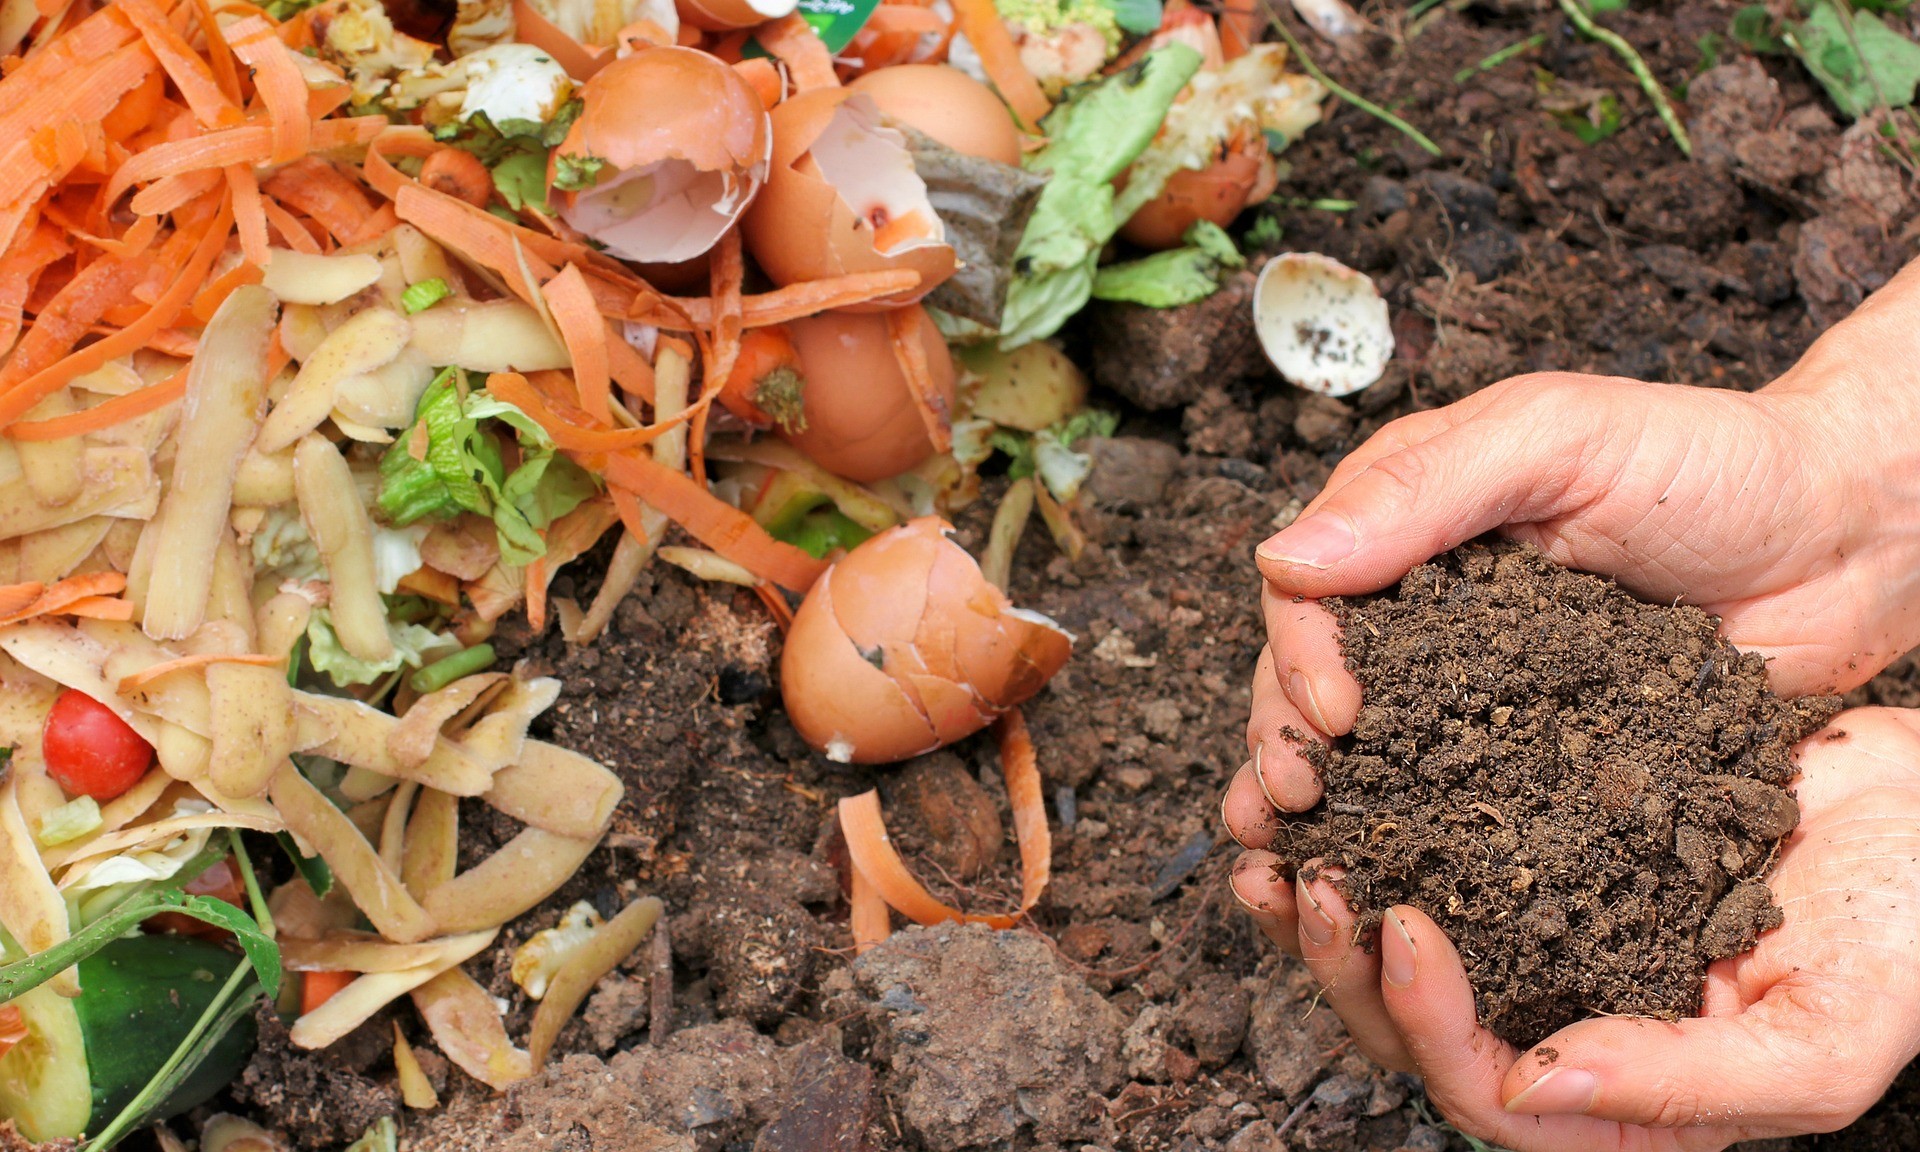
[552,47,771,264]
[675,0,796,30]
[847,65,1022,166]
[784,304,954,484]
[1119,140,1276,252]
[740,88,956,307]
[780,518,1072,763]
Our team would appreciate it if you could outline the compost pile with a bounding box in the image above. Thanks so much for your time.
[1273,541,1842,1046]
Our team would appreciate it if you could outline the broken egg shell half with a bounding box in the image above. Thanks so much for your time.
[740,89,957,309]
[1252,252,1393,397]
[551,46,772,266]
[846,64,1023,167]
[780,517,1073,764]
[1119,137,1277,252]
[675,0,797,30]
[784,304,954,484]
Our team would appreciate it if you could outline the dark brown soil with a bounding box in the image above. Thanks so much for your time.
[1268,542,1840,1046]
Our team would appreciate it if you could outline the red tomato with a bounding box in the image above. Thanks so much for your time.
[42,690,154,801]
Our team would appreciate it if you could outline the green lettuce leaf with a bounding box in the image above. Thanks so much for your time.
[999,45,1205,348]
[305,607,447,688]
[1090,220,1245,307]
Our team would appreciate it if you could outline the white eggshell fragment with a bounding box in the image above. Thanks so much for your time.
[1252,252,1393,397]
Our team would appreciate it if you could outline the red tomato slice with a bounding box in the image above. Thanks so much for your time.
[42,690,154,801]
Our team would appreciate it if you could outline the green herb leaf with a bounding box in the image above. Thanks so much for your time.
[1553,90,1624,142]
[277,831,334,897]
[401,278,452,314]
[1787,0,1920,117]
[552,152,607,191]
[178,896,282,999]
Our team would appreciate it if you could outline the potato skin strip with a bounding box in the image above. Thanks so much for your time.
[836,708,1051,929]
[527,896,662,1068]
[421,826,600,935]
[270,759,439,944]
[289,929,496,1049]
[411,965,532,1090]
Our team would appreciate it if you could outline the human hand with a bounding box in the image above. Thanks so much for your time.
[1225,707,1920,1150]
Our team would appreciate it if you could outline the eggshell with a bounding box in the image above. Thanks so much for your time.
[781,517,1072,763]
[1253,252,1394,396]
[740,89,956,307]
[1119,138,1276,251]
[847,65,1022,166]
[675,0,796,29]
[784,304,953,483]
[552,47,771,265]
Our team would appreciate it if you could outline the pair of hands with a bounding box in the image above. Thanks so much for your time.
[1223,260,1920,1149]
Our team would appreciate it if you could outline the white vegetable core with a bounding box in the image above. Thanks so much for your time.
[1253,253,1394,397]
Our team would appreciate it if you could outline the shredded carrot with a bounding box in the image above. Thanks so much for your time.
[607,484,652,547]
[0,571,127,627]
[732,57,783,111]
[107,117,385,208]
[395,183,556,306]
[541,264,611,425]
[191,260,265,323]
[848,856,892,954]
[115,651,284,694]
[120,0,240,128]
[261,198,323,253]
[0,583,42,618]
[230,15,313,164]
[185,0,244,104]
[0,257,145,399]
[692,229,746,485]
[888,305,951,453]
[0,196,231,430]
[487,371,689,453]
[756,14,839,92]
[263,158,375,242]
[836,707,1051,929]
[524,553,550,632]
[718,326,800,428]
[301,970,356,1015]
[130,168,224,217]
[949,0,1049,130]
[61,595,136,621]
[417,148,492,209]
[599,451,827,593]
[343,203,399,247]
[631,270,923,328]
[865,5,946,32]
[9,365,187,440]
[229,163,270,268]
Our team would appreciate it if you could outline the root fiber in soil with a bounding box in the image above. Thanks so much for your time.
[1271,541,1841,1046]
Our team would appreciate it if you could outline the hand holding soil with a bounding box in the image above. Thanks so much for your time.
[1225,258,1920,1146]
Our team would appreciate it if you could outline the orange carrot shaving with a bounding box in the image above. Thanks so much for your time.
[263,158,375,242]
[0,1005,24,1062]
[229,163,270,268]
[191,260,265,323]
[0,196,231,429]
[397,566,462,606]
[607,484,652,546]
[229,15,312,164]
[0,257,145,398]
[115,651,284,695]
[0,7,140,144]
[185,0,244,104]
[836,708,1051,929]
[630,270,922,328]
[301,970,355,1015]
[756,14,839,92]
[395,184,556,306]
[120,0,240,128]
[61,595,136,621]
[487,371,689,453]
[865,4,946,33]
[0,571,127,627]
[599,451,827,593]
[9,365,187,440]
[261,198,323,253]
[541,264,611,424]
[417,147,492,209]
[691,229,746,484]
[752,581,795,634]
[106,117,384,208]
[0,583,41,618]
[888,305,951,452]
[129,168,224,217]
[343,203,399,246]
[362,126,439,202]
[949,0,1049,130]
[732,57,783,111]
[524,553,549,632]
[848,855,892,954]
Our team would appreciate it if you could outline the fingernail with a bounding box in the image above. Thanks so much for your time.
[1297,876,1335,947]
[1382,909,1417,987]
[1258,516,1357,570]
[1222,786,1250,848]
[1252,743,1282,810]
[1505,1067,1599,1116]
[1288,670,1334,734]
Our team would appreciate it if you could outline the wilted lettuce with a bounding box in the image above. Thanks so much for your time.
[1090,220,1245,307]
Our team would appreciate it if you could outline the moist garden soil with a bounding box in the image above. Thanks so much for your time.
[108,0,1920,1149]
[1271,541,1839,1047]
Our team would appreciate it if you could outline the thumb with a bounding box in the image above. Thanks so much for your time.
[1502,993,1891,1132]
[1255,379,1606,598]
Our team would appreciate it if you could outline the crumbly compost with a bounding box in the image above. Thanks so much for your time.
[1272,541,1840,1047]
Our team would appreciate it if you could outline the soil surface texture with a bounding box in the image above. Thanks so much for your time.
[1270,542,1840,1046]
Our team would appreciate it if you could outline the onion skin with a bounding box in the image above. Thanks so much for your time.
[741,88,956,307]
[784,305,953,483]
[847,65,1022,166]
[781,518,1071,764]
[1119,138,1277,251]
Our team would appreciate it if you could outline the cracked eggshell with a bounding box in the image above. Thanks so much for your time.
[780,518,1073,764]
[846,65,1023,166]
[1253,252,1393,397]
[784,305,954,483]
[675,0,797,30]
[740,89,956,308]
[551,46,771,265]
[1119,135,1276,252]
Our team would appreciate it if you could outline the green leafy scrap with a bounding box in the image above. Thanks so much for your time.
[551,152,607,192]
[1731,4,1788,53]
[432,101,584,215]
[1091,221,1244,307]
[1099,0,1163,34]
[1787,0,1920,117]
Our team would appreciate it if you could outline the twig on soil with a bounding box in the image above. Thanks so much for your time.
[1553,0,1693,157]
[1454,33,1546,83]
[648,920,674,1043]
[1254,0,1444,156]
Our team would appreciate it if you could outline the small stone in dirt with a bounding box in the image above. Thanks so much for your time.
[1271,541,1840,1046]
[890,752,1005,880]
[1292,394,1354,450]
[674,883,821,1027]
[754,1043,880,1152]
[1088,272,1265,410]
[1245,966,1369,1102]
[1173,972,1252,1068]
[1083,437,1180,510]
[847,921,1126,1148]
[583,974,652,1051]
